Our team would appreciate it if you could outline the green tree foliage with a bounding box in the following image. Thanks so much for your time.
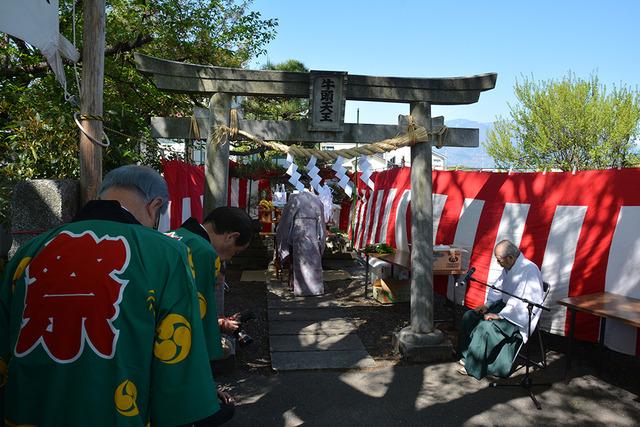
[238,59,308,161]
[0,0,277,225]
[242,59,308,121]
[484,73,640,171]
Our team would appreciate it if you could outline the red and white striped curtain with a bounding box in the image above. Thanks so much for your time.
[162,159,640,355]
[160,159,271,231]
[350,167,640,356]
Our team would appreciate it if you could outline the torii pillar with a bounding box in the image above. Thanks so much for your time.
[204,93,231,214]
[395,102,449,361]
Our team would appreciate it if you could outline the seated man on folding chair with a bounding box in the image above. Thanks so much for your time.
[457,240,544,380]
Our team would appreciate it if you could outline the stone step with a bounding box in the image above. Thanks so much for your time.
[267,297,361,309]
[245,269,353,284]
[270,349,375,371]
[269,319,356,335]
[269,333,364,352]
[268,308,350,321]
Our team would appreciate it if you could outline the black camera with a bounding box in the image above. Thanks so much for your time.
[236,330,253,346]
[233,310,256,346]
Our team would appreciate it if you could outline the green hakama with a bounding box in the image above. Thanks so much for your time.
[458,301,523,380]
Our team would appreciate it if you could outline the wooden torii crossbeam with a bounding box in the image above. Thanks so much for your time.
[150,108,478,147]
[135,52,497,362]
[135,53,495,104]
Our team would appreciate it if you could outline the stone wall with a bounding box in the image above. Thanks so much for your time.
[9,180,80,258]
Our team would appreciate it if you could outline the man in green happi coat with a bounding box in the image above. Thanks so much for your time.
[458,240,544,380]
[169,207,256,359]
[1,165,220,426]
[168,207,256,425]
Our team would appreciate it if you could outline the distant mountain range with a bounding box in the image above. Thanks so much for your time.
[438,119,495,169]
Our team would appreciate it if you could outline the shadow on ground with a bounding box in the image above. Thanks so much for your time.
[224,353,640,426]
[219,257,640,426]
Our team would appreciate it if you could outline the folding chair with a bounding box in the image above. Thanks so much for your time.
[490,281,551,410]
[511,281,550,371]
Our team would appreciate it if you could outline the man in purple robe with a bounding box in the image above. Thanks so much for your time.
[276,190,326,296]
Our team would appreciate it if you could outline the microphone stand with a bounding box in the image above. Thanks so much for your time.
[468,276,550,410]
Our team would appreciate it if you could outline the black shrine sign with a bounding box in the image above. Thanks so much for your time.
[309,71,347,132]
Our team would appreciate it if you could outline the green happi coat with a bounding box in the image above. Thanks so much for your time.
[0,201,218,427]
[168,218,224,361]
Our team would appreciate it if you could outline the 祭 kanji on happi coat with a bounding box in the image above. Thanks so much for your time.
[2,1,640,425]
[2,204,218,425]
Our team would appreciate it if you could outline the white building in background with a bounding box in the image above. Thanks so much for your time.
[320,143,447,171]
[154,138,207,165]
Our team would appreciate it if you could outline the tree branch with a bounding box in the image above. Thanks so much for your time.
[10,37,33,56]
[230,146,268,156]
[1,33,153,79]
[1,61,50,79]
[0,36,49,79]
[104,34,153,56]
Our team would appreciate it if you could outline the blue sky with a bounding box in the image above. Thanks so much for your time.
[249,0,640,125]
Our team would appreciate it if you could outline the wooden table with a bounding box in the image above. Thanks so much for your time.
[361,250,467,323]
[557,292,640,376]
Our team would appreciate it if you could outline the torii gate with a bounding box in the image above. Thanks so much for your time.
[135,53,496,361]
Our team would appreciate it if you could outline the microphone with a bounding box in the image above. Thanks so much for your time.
[460,267,476,285]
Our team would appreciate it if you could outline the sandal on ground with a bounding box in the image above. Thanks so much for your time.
[457,366,470,376]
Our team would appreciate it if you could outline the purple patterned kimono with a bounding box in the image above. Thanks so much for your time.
[276,191,326,296]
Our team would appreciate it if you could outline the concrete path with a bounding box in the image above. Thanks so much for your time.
[267,281,375,371]
[241,269,351,283]
[225,353,640,426]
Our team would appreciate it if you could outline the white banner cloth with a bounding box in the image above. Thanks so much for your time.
[0,0,79,92]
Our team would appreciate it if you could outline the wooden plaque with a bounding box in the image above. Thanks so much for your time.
[309,71,347,132]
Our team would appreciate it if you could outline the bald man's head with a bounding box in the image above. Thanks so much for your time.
[494,240,520,270]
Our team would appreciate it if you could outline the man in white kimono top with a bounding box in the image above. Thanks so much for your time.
[276,190,326,296]
[458,240,544,379]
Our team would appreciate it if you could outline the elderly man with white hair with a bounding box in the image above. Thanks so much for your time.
[457,239,544,380]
